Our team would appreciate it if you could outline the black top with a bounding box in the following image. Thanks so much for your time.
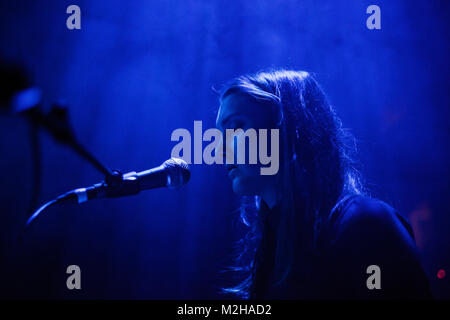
[255,195,433,299]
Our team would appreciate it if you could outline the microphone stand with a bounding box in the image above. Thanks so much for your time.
[22,102,126,225]
[24,103,113,177]
[1,63,122,224]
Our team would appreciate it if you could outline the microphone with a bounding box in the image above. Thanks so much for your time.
[71,157,191,203]
[26,158,190,225]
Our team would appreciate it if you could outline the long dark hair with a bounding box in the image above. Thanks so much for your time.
[218,69,363,299]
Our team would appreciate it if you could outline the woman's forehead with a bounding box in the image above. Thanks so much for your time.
[216,93,259,127]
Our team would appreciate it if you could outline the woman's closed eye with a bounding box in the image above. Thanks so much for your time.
[227,119,245,130]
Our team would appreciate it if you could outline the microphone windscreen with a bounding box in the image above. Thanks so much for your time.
[163,158,190,189]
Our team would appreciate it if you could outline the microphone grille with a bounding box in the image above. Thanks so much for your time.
[163,158,191,189]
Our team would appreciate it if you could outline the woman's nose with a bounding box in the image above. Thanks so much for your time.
[214,135,235,164]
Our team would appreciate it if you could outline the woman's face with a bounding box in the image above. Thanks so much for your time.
[216,93,280,203]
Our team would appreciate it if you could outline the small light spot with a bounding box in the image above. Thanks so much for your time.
[437,269,446,279]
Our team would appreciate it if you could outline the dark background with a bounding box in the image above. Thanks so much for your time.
[0,0,448,299]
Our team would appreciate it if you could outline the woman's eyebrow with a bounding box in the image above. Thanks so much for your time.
[220,113,245,128]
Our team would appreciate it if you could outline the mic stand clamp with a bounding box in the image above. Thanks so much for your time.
[81,170,141,201]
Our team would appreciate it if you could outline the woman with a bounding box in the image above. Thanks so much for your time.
[216,69,432,299]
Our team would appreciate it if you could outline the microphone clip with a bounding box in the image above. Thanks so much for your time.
[97,170,141,199]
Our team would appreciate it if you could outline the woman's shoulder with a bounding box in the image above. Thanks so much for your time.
[320,194,432,299]
[327,194,416,246]
[327,195,417,253]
